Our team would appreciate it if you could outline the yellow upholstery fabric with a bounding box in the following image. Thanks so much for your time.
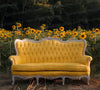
[12,71,90,76]
[9,55,26,65]
[9,55,92,65]
[12,63,89,72]
[15,40,85,63]
[9,39,92,77]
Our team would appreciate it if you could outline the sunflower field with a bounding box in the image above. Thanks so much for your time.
[0,23,100,74]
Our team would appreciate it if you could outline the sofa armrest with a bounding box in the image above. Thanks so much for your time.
[9,55,22,65]
[80,55,93,66]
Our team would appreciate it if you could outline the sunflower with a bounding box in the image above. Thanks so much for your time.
[39,30,42,33]
[26,30,30,35]
[35,35,38,38]
[68,32,72,36]
[48,30,52,33]
[53,28,58,31]
[95,28,100,33]
[80,33,86,39]
[31,29,35,34]
[35,30,39,33]
[7,35,12,38]
[15,31,17,34]
[0,34,4,37]
[24,28,27,30]
[1,29,6,33]
[59,26,64,31]
[65,30,69,35]
[73,31,78,36]
[86,30,91,35]
[40,26,44,29]
[27,27,31,30]
[17,23,21,28]
[12,25,16,30]
[47,30,52,35]
[52,35,58,38]
[72,28,76,31]
[78,26,81,29]
[42,24,46,26]
[90,34,95,39]
[54,30,59,34]
[47,33,51,36]
[60,32,65,38]
[1,28,5,31]
[6,35,9,38]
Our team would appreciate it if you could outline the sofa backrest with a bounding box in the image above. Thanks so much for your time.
[15,37,87,63]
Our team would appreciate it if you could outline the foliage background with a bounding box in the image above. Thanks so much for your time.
[0,0,100,30]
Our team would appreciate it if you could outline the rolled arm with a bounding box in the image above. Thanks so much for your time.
[80,55,93,65]
[9,55,22,65]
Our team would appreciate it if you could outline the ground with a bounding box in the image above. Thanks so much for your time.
[0,72,100,90]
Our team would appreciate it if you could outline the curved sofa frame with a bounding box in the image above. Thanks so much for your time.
[11,37,90,85]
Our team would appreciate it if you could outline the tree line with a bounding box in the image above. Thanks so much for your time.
[0,0,100,30]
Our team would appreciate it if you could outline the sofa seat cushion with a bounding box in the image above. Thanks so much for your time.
[12,63,89,72]
[12,71,90,76]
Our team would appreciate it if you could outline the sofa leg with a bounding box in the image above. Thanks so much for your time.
[36,77,39,85]
[62,77,65,85]
[12,75,15,85]
[87,76,90,85]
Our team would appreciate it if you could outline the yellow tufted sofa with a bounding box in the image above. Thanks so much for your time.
[9,37,92,85]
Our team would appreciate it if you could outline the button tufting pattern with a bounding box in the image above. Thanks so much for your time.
[15,40,85,63]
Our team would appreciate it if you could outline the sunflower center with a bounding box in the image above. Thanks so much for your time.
[81,35,84,37]
[32,30,34,32]
[96,30,98,32]
[61,34,63,36]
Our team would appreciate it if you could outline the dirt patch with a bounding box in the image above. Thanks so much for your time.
[0,73,100,90]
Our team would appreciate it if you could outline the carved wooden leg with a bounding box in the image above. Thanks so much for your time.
[62,77,65,85]
[36,77,39,85]
[12,75,15,85]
